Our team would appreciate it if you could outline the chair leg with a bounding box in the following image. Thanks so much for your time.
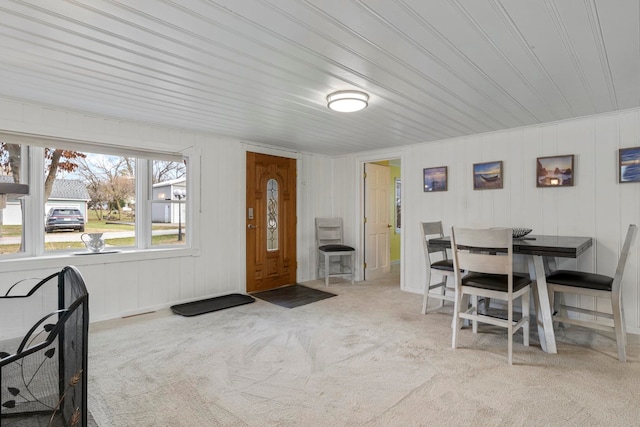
[422,277,429,315]
[522,290,530,347]
[471,295,478,334]
[611,297,627,362]
[482,298,491,314]
[324,254,330,287]
[620,301,628,348]
[452,288,463,349]
[350,252,355,285]
[507,300,513,366]
[437,275,446,308]
[555,291,569,329]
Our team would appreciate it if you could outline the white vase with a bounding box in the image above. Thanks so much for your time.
[81,233,105,253]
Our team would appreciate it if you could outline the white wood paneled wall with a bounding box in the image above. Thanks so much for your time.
[1,96,639,336]
[378,109,639,334]
[0,97,334,334]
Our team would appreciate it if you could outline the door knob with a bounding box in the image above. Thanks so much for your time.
[248,224,257,229]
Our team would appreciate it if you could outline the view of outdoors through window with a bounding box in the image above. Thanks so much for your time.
[0,142,187,255]
[0,142,24,255]
[44,149,137,252]
[150,159,187,246]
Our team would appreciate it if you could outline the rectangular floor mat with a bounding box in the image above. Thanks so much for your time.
[252,284,336,308]
[171,293,255,317]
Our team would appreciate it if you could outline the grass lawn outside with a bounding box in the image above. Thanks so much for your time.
[1,234,184,254]
[1,219,178,238]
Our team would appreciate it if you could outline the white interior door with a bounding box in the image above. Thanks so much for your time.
[364,163,391,280]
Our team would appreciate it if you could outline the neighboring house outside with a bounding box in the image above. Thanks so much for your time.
[152,178,186,223]
[0,176,90,226]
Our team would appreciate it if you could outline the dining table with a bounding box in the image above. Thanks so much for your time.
[428,234,593,354]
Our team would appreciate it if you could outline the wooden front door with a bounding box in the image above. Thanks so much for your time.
[246,152,297,292]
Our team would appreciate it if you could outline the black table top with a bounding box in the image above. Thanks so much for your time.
[428,235,593,258]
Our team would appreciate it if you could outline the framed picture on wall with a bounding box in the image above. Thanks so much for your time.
[619,146,640,183]
[423,166,447,192]
[395,178,401,233]
[536,154,574,187]
[473,161,503,190]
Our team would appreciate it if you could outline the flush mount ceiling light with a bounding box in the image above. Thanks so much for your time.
[326,90,369,112]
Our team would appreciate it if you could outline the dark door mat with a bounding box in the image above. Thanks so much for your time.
[171,293,255,317]
[251,284,336,309]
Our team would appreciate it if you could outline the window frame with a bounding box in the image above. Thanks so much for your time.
[0,137,199,265]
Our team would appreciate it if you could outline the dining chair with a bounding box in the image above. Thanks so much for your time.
[315,218,355,286]
[451,226,531,365]
[546,224,637,362]
[420,221,456,314]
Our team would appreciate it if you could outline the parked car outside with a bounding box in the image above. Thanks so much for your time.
[45,207,85,233]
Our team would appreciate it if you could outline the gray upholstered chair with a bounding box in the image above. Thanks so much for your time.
[451,226,531,365]
[315,218,355,286]
[546,224,637,362]
[420,221,456,314]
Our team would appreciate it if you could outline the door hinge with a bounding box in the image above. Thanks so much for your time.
[363,262,367,268]
[363,217,367,224]
[363,172,367,179]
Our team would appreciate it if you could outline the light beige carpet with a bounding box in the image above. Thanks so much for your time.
[87,274,640,426]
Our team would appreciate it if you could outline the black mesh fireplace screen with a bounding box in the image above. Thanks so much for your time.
[0,266,89,427]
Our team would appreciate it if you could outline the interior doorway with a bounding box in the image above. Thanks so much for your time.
[245,152,297,292]
[362,158,401,282]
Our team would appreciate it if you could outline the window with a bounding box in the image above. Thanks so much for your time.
[150,159,187,246]
[0,142,25,255]
[266,178,278,251]
[44,149,138,252]
[0,138,191,258]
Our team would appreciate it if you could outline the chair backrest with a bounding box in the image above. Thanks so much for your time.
[316,218,345,247]
[612,224,638,295]
[451,227,514,289]
[420,221,447,267]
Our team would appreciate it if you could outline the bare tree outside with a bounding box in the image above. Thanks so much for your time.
[1,143,85,197]
[153,160,186,184]
[0,143,22,182]
[77,155,135,221]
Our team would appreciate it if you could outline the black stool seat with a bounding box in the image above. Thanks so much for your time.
[319,244,354,252]
[546,270,613,291]
[462,272,531,292]
[431,259,454,271]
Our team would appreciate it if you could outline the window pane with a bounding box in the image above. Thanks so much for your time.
[266,178,278,251]
[151,159,187,246]
[44,149,136,252]
[0,142,25,255]
[0,200,23,255]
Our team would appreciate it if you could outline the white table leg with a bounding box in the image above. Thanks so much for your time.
[527,256,557,354]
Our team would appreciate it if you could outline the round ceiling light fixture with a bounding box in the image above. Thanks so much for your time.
[326,90,369,112]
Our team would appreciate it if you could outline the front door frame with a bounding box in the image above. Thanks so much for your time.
[242,145,301,292]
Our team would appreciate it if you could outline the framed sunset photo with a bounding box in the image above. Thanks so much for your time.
[536,155,574,187]
[473,161,503,190]
[423,166,447,192]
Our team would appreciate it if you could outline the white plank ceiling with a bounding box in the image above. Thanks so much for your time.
[0,0,638,156]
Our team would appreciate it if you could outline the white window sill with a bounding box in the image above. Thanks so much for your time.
[0,247,200,273]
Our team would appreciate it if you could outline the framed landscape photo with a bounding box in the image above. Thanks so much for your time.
[536,154,574,187]
[619,146,640,183]
[423,166,447,192]
[473,161,503,190]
